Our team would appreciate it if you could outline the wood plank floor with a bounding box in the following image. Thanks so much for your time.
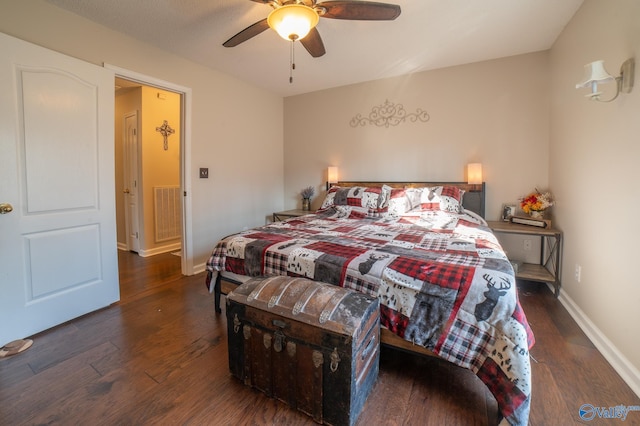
[1,251,638,425]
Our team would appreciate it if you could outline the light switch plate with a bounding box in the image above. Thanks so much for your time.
[199,167,209,178]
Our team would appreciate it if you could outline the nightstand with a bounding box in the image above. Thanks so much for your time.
[272,209,310,222]
[487,220,563,297]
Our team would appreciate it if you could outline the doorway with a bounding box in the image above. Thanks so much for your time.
[108,65,194,277]
[115,78,182,257]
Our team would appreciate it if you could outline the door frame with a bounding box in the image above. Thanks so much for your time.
[106,64,194,276]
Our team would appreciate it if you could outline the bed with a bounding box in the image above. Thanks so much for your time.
[205,181,534,426]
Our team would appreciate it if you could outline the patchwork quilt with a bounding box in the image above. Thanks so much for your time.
[206,205,535,425]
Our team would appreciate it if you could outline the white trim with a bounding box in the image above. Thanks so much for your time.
[104,64,194,275]
[137,242,182,258]
[193,261,208,275]
[558,288,640,398]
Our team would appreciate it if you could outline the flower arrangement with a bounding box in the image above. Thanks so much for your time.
[520,189,554,214]
[301,186,315,200]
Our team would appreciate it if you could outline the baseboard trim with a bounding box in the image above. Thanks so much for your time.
[137,243,181,258]
[193,261,207,275]
[558,287,640,398]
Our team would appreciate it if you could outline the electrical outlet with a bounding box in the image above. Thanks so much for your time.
[575,264,582,283]
[199,167,208,179]
[523,239,532,251]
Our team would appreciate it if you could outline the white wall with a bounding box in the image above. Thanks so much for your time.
[284,52,550,222]
[0,0,284,268]
[549,0,640,392]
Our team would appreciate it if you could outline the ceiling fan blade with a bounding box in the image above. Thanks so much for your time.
[300,27,326,57]
[223,18,270,47]
[318,1,401,20]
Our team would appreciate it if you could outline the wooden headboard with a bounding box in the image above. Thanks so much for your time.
[335,181,486,218]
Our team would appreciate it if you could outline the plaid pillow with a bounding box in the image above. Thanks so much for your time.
[417,186,465,213]
[321,186,385,209]
[387,188,413,216]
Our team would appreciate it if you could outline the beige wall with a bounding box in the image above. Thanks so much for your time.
[549,0,640,388]
[0,0,284,268]
[284,52,550,222]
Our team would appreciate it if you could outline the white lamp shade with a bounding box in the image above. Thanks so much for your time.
[268,4,319,41]
[467,163,482,185]
[327,166,338,183]
[576,60,615,89]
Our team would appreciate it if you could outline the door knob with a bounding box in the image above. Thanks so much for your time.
[123,189,130,194]
[0,203,13,214]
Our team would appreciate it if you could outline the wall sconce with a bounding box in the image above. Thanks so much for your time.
[326,166,338,190]
[576,58,635,102]
[467,163,483,185]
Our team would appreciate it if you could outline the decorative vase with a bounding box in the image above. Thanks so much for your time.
[529,210,544,219]
[302,198,310,211]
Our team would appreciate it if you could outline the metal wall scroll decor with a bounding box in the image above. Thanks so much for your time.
[156,120,175,150]
[349,99,430,128]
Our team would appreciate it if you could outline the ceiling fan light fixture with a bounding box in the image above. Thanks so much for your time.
[268,4,319,41]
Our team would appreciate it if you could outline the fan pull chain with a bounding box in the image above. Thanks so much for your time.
[289,40,296,83]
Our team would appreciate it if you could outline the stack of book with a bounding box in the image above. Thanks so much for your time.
[510,215,551,228]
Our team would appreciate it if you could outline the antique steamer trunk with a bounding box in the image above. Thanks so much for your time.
[226,276,380,426]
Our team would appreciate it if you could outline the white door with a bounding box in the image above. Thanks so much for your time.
[123,111,140,252]
[0,33,119,345]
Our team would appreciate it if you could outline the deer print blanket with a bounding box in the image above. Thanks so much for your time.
[206,206,535,425]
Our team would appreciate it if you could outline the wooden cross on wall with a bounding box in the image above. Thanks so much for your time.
[156,120,175,150]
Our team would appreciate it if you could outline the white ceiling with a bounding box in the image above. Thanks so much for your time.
[46,0,584,97]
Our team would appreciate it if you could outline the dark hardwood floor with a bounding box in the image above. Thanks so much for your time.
[1,251,638,425]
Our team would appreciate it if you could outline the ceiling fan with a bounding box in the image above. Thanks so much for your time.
[223,0,402,58]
